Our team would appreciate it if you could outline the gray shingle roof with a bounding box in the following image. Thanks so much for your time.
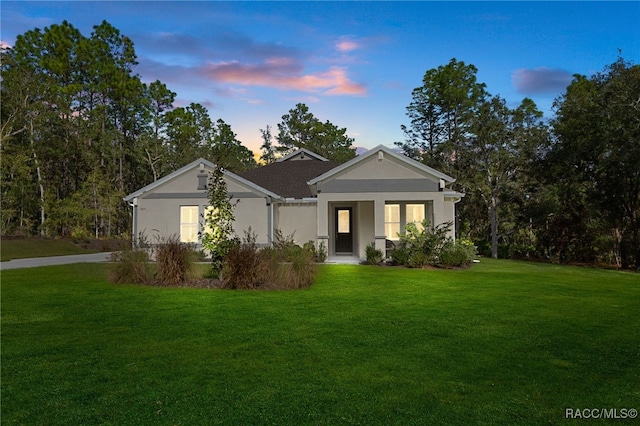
[239,159,338,199]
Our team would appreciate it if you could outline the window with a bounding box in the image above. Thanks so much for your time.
[338,209,350,233]
[384,204,401,240]
[180,206,199,243]
[202,206,216,236]
[385,202,432,240]
[406,204,426,230]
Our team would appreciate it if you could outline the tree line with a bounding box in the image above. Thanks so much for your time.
[0,21,353,239]
[1,21,638,269]
[398,58,639,269]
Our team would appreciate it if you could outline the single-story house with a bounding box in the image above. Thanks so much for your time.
[123,145,464,261]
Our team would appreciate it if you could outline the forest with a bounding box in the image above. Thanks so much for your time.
[1,21,638,269]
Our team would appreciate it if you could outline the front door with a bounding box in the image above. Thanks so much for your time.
[335,207,353,253]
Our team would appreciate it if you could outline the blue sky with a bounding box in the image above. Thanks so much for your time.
[2,1,639,153]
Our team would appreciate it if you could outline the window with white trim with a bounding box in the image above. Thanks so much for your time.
[406,204,426,231]
[384,204,401,240]
[385,202,433,240]
[180,206,199,243]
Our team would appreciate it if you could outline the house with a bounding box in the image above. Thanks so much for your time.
[123,145,464,261]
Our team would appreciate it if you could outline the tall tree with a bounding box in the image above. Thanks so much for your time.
[276,103,355,163]
[551,57,640,268]
[398,58,487,176]
[211,119,257,172]
[164,103,215,169]
[259,125,277,164]
[465,96,546,258]
[1,20,150,237]
[142,80,176,181]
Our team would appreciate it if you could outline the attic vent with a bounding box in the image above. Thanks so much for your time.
[197,173,208,190]
[378,151,384,161]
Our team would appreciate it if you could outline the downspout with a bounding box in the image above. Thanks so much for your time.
[130,197,138,248]
[267,198,274,246]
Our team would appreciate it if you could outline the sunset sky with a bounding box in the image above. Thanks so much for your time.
[2,1,639,153]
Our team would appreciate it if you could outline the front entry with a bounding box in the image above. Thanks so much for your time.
[335,207,353,253]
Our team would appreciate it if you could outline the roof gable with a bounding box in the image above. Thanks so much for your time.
[277,148,330,162]
[123,158,282,202]
[307,145,455,186]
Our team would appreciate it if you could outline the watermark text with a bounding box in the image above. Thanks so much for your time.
[565,408,637,420]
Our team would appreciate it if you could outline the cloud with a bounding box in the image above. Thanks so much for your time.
[200,59,366,96]
[136,30,367,98]
[0,40,11,49]
[512,67,573,94]
[335,36,361,53]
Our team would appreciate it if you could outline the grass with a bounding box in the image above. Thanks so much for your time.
[1,259,639,425]
[0,238,98,261]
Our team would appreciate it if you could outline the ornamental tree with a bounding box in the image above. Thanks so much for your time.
[201,165,238,276]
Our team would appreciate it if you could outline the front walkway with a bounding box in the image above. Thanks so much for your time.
[0,252,115,270]
[326,256,361,264]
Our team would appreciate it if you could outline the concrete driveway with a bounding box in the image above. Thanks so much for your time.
[0,252,115,270]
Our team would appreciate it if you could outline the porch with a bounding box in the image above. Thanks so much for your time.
[317,196,447,261]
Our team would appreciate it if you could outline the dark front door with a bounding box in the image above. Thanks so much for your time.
[335,207,353,253]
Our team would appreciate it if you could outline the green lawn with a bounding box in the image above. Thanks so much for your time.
[0,238,98,261]
[2,260,639,425]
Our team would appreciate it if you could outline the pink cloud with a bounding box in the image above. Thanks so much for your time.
[200,58,366,96]
[336,40,360,53]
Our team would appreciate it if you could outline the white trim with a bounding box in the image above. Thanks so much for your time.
[281,197,318,204]
[123,158,284,202]
[276,148,330,162]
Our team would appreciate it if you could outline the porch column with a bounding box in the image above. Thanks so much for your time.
[373,198,386,253]
[433,195,453,238]
[317,196,329,252]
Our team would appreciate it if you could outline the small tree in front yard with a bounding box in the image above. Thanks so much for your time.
[201,166,239,276]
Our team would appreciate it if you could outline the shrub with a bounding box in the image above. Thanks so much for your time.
[155,235,198,285]
[222,243,265,289]
[407,251,429,268]
[222,230,317,290]
[280,248,316,289]
[389,243,410,266]
[365,242,384,265]
[317,241,327,263]
[389,220,453,267]
[302,240,327,263]
[440,239,477,268]
[109,248,152,284]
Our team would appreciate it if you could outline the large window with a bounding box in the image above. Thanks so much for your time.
[180,206,199,243]
[406,204,426,230]
[384,204,401,240]
[385,202,431,240]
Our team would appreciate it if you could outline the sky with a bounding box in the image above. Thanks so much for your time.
[2,1,639,154]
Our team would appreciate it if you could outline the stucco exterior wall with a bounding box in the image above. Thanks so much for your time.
[356,201,375,259]
[275,203,316,246]
[134,165,271,246]
[234,198,270,244]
